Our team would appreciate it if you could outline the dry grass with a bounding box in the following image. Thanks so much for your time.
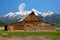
[0,36,60,40]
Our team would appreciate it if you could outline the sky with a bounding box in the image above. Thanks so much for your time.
[0,0,60,15]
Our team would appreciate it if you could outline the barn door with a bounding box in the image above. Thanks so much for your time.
[25,23,33,32]
[33,24,41,31]
[4,25,7,31]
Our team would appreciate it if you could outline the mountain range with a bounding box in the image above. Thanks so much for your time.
[0,8,60,24]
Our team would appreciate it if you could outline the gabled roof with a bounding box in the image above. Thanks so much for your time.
[18,11,41,22]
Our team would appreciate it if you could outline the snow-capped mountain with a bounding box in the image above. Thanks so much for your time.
[41,10,54,17]
[0,11,31,24]
[0,8,60,24]
[4,12,14,17]
[38,11,60,24]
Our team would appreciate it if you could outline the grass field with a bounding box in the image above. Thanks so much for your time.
[0,27,60,40]
[0,27,60,37]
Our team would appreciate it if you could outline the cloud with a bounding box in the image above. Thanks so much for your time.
[18,3,26,12]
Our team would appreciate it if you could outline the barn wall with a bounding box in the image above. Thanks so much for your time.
[7,21,56,32]
[7,24,14,32]
[23,22,56,32]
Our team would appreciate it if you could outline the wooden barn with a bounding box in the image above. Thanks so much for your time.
[4,11,56,32]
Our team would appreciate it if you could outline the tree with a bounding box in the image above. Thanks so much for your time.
[0,21,5,26]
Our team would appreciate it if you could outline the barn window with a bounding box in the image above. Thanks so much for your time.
[25,24,30,27]
[14,25,23,27]
[33,24,39,26]
[34,24,38,26]
[27,24,30,27]
[41,26,45,30]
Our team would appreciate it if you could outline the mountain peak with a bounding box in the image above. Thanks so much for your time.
[32,8,37,12]
[4,12,14,17]
[31,8,40,16]
[47,10,54,14]
[41,10,54,17]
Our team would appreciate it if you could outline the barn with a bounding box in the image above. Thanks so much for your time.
[4,11,56,32]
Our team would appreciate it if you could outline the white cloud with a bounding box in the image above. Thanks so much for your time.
[18,3,26,12]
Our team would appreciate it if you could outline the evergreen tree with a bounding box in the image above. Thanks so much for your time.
[0,21,5,26]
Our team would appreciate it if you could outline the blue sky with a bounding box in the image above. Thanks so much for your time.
[0,0,60,15]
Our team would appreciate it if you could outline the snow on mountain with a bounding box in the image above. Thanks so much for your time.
[31,8,54,17]
[31,8,42,16]
[41,10,54,17]
[4,12,14,17]
[0,10,32,24]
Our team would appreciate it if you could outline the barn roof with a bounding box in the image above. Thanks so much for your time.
[18,11,38,22]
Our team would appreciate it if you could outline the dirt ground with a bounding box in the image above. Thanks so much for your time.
[0,36,59,40]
